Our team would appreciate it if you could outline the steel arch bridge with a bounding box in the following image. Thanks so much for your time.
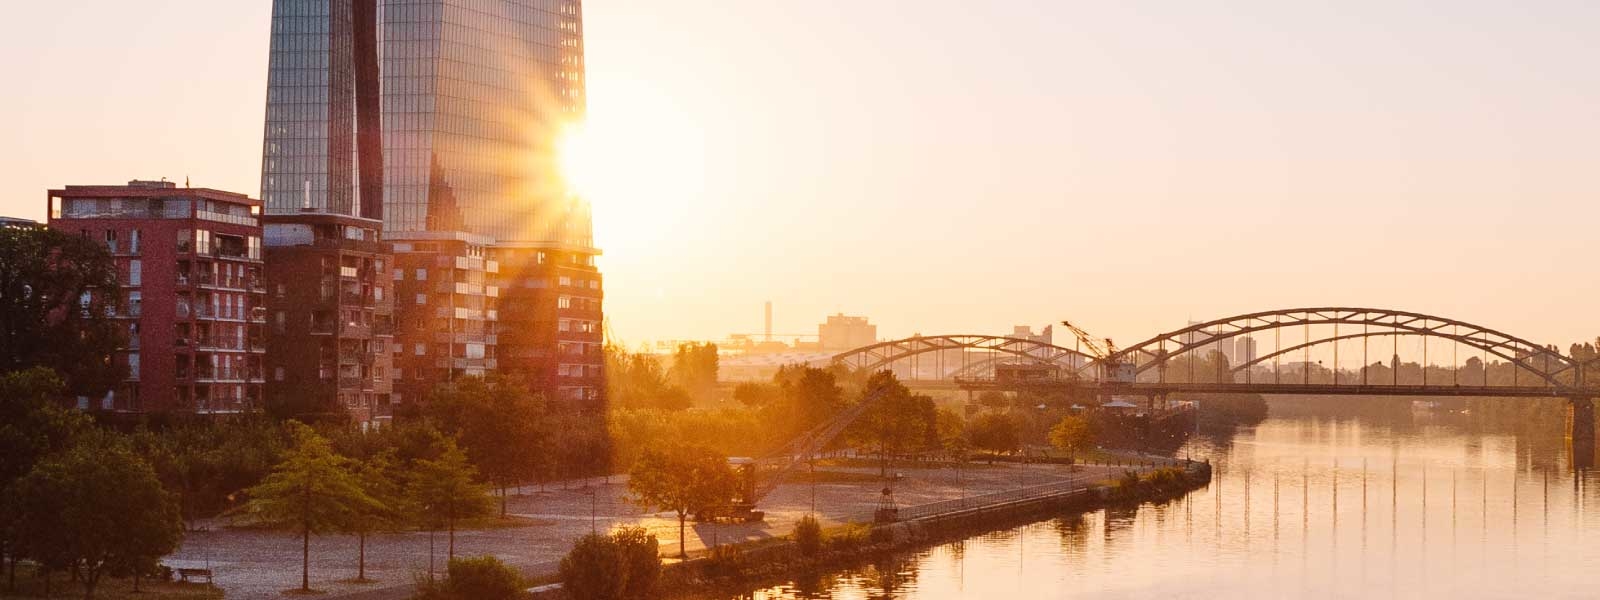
[1088,307,1582,389]
[830,334,1095,380]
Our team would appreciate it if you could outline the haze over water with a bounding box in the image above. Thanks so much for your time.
[718,407,1600,599]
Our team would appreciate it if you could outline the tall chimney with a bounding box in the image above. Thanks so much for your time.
[764,301,773,342]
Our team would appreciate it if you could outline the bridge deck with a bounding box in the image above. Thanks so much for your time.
[951,380,1595,398]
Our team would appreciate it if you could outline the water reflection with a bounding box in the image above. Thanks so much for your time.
[718,412,1600,599]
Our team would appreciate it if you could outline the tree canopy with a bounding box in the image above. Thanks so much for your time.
[406,437,494,560]
[242,422,377,592]
[627,444,736,558]
[0,228,126,397]
[11,432,181,600]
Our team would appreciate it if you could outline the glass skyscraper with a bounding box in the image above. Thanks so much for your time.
[260,0,384,219]
[380,0,590,245]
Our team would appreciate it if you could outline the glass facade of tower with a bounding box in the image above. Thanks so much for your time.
[380,0,591,245]
[262,0,383,219]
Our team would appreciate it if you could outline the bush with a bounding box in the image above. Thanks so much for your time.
[793,515,824,557]
[559,527,661,600]
[447,556,522,600]
[412,556,522,600]
[826,523,871,553]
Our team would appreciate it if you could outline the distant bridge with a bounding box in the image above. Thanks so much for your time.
[828,307,1600,463]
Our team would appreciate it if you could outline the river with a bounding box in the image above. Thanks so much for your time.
[713,407,1600,599]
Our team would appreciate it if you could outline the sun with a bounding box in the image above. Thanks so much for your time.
[556,121,604,201]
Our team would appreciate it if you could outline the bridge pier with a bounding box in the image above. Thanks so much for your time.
[1570,397,1595,470]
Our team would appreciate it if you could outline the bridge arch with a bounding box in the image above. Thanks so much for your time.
[831,334,1095,379]
[1091,308,1579,388]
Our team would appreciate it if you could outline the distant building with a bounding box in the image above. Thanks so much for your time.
[820,314,877,351]
[0,216,42,229]
[1010,324,1054,345]
[47,180,266,414]
[262,212,394,427]
[1235,336,1258,367]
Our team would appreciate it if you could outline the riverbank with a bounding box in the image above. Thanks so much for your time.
[551,460,1212,600]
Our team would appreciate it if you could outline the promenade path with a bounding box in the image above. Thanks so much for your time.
[167,460,1141,599]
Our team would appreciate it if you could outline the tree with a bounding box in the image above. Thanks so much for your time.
[605,345,693,411]
[558,527,660,600]
[668,342,719,399]
[347,450,404,582]
[1048,415,1095,463]
[242,422,376,593]
[846,372,932,477]
[732,382,780,408]
[627,444,736,558]
[407,437,494,561]
[0,368,90,592]
[0,227,126,397]
[425,377,549,515]
[967,413,1020,458]
[11,432,182,600]
[780,367,846,432]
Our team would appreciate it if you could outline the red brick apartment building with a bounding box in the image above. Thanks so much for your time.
[494,244,605,409]
[47,180,266,414]
[263,212,394,427]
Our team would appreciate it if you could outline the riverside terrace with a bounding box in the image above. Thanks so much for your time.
[164,459,1162,599]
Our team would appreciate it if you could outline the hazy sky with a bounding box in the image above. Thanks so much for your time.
[3,2,1598,350]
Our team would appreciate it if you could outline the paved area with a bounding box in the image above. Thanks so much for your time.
[167,461,1132,598]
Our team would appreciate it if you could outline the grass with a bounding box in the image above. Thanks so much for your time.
[0,565,222,600]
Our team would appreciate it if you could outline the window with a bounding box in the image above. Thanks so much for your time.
[589,280,599,290]
[415,268,427,281]
[128,291,142,317]
[274,367,285,381]
[558,319,570,332]
[393,268,403,280]
[128,260,142,286]
[415,293,426,305]
[557,296,571,309]
[127,353,140,374]
[414,343,425,356]
[104,230,118,253]
[559,276,571,287]
[129,229,141,255]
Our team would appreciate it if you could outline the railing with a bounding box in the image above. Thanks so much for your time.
[895,478,1089,522]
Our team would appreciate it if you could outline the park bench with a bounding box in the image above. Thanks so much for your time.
[176,568,213,584]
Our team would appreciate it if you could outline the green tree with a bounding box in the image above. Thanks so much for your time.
[732,382,780,408]
[347,450,404,582]
[847,372,932,477]
[967,412,1021,458]
[0,368,90,591]
[558,527,660,600]
[242,422,376,593]
[407,438,494,561]
[1048,415,1095,463]
[0,227,126,397]
[605,344,689,411]
[668,342,719,399]
[11,432,182,600]
[627,444,736,558]
[426,377,549,515]
[779,366,846,433]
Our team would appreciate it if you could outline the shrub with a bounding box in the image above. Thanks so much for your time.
[703,543,746,578]
[826,523,871,553]
[412,556,522,600]
[559,527,661,600]
[445,556,522,600]
[794,515,824,557]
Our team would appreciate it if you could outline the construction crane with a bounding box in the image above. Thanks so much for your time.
[1061,320,1135,383]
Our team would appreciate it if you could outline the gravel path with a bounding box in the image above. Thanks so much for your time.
[167,461,1135,598]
